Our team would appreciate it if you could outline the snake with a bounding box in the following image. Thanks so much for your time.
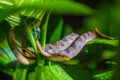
[36,30,96,62]
[7,28,113,65]
[7,29,36,65]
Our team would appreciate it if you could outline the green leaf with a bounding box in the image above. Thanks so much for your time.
[94,71,113,80]
[62,64,94,80]
[88,38,118,46]
[63,25,73,36]
[0,20,11,41]
[13,64,28,80]
[0,20,16,65]
[0,0,94,22]
[40,13,50,47]
[0,0,16,22]
[102,50,117,60]
[19,1,94,15]
[62,59,79,65]
[27,71,35,80]
[49,18,63,43]
[43,64,73,80]
[0,39,16,65]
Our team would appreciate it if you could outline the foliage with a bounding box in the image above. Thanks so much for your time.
[0,0,119,80]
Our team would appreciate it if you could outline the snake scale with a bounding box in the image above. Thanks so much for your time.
[36,31,96,62]
[7,28,113,65]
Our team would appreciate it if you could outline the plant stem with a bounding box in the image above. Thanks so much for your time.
[35,12,50,80]
[40,12,50,47]
[13,63,28,80]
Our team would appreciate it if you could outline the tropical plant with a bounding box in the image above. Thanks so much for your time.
[0,0,119,80]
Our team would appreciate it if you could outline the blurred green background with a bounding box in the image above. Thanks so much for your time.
[0,0,120,80]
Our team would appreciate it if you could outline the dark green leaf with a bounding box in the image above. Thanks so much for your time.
[49,18,63,43]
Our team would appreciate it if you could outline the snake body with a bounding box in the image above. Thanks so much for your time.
[36,31,96,61]
[7,29,36,65]
[8,28,113,65]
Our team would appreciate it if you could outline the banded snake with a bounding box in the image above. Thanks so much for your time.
[7,28,114,65]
